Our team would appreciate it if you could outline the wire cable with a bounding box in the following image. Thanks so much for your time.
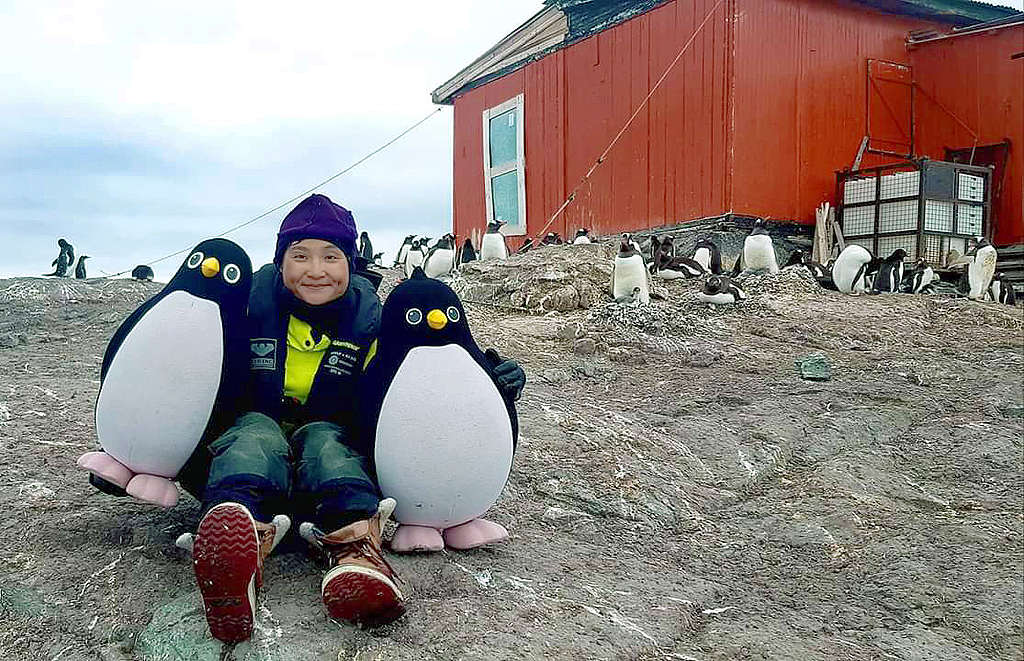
[104,107,444,278]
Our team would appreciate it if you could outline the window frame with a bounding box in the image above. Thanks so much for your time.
[481,94,526,236]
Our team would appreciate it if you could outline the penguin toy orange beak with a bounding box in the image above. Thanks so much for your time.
[201,257,220,278]
[426,309,447,330]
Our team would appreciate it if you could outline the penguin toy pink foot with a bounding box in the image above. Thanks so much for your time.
[78,239,251,507]
[364,267,517,552]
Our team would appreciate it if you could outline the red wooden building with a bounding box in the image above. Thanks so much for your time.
[432,0,1022,249]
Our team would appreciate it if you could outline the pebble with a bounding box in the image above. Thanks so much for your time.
[573,338,598,355]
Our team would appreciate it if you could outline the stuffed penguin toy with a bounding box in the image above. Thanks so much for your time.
[78,238,252,507]
[364,267,517,552]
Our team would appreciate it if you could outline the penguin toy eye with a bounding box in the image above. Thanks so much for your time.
[187,252,204,269]
[405,308,423,325]
[223,263,242,284]
[446,306,460,323]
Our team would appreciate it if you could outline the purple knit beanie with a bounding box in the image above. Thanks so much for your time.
[274,194,358,265]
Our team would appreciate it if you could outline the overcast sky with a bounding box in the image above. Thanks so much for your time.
[2,0,1021,281]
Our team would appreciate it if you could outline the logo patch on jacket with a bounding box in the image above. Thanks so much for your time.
[322,341,360,377]
[250,339,277,370]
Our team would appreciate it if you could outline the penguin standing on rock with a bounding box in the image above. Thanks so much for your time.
[74,255,90,279]
[358,232,374,262]
[967,238,998,301]
[459,238,477,265]
[611,234,650,303]
[907,258,936,294]
[404,239,426,278]
[831,244,875,294]
[572,229,591,245]
[742,219,779,274]
[394,235,415,267]
[480,221,509,260]
[870,249,907,294]
[78,239,252,507]
[691,238,723,275]
[365,268,518,552]
[989,272,1017,305]
[697,275,747,305]
[423,234,456,278]
[46,238,74,277]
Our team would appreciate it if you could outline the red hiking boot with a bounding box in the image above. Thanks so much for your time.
[300,498,405,628]
[187,503,289,642]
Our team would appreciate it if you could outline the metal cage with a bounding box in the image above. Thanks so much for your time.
[836,158,993,265]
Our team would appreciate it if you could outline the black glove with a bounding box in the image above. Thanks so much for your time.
[486,348,526,401]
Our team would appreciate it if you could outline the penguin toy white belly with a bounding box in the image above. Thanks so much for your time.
[479,220,509,260]
[743,220,779,274]
[832,244,874,294]
[78,239,252,507]
[366,267,518,552]
[423,233,456,278]
[967,238,998,301]
[404,239,425,278]
[611,234,650,303]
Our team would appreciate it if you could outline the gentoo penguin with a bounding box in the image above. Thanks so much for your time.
[394,235,415,267]
[372,251,385,267]
[404,239,426,278]
[417,237,433,255]
[78,238,252,507]
[358,231,374,262]
[479,221,509,260]
[74,255,90,280]
[650,235,676,263]
[697,275,747,305]
[572,229,592,245]
[907,258,936,294]
[131,265,155,281]
[365,268,517,552]
[691,238,723,275]
[459,238,477,265]
[870,249,907,294]
[650,254,706,280]
[611,234,650,303]
[967,238,998,301]
[542,232,564,245]
[831,244,875,294]
[46,238,74,277]
[423,234,456,278]
[517,238,534,254]
[743,219,779,274]
[989,272,1017,305]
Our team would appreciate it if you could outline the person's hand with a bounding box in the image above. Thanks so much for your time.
[485,349,526,401]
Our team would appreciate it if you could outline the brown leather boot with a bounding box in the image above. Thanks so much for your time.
[185,503,290,643]
[300,498,405,627]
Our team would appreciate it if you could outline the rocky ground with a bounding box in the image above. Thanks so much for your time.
[0,243,1021,661]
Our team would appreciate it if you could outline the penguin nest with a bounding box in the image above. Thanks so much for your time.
[737,266,825,297]
[451,243,617,312]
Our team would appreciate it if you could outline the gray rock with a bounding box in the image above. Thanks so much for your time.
[573,338,598,356]
[541,368,571,385]
[556,323,584,340]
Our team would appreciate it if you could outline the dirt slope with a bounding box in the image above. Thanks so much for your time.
[0,252,1020,661]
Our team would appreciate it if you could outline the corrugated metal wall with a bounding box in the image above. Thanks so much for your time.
[452,0,733,245]
[911,26,1023,246]
[731,0,933,222]
[450,0,1019,247]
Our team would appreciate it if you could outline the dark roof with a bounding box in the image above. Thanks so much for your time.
[434,0,1021,104]
[544,0,1018,31]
